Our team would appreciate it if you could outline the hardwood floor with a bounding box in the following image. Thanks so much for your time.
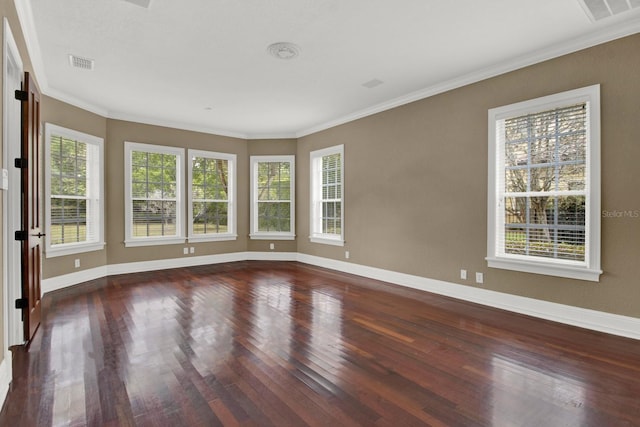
[1,261,639,426]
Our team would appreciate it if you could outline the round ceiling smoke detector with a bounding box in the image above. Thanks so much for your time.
[267,42,300,60]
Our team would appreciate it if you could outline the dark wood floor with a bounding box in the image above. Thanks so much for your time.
[1,261,639,426]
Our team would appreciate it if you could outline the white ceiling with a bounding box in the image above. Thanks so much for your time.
[18,0,640,139]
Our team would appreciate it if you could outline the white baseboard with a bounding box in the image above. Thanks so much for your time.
[107,252,249,276]
[297,254,640,341]
[41,252,640,341]
[0,352,11,409]
[42,266,108,294]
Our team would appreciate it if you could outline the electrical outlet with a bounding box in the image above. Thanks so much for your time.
[475,272,484,284]
[269,243,275,250]
[74,259,80,268]
[345,250,350,259]
[460,269,467,280]
[183,247,188,255]
[190,247,195,254]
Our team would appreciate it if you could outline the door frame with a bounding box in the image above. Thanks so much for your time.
[3,18,26,357]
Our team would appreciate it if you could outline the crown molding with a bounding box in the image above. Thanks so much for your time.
[296,18,640,138]
[107,111,250,140]
[14,0,640,141]
[13,0,47,89]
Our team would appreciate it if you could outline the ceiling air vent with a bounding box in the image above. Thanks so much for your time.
[579,0,640,21]
[68,54,94,70]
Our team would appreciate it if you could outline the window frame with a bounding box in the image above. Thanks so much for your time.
[309,144,345,246]
[124,141,185,247]
[44,123,105,257]
[249,155,296,240]
[487,85,601,281]
[187,149,237,242]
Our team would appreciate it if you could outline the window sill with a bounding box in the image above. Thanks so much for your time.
[124,237,186,247]
[309,236,344,247]
[486,256,602,282]
[250,233,296,241]
[188,234,237,243]
[45,242,105,258]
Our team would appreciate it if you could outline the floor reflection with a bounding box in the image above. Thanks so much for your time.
[491,355,586,427]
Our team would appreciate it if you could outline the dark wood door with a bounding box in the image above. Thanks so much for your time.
[19,71,42,342]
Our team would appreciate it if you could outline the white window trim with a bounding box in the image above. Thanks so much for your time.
[44,123,105,257]
[187,149,237,242]
[309,144,345,246]
[124,141,185,247]
[249,155,296,240]
[486,85,602,281]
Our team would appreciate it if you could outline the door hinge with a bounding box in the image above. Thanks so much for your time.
[14,230,27,241]
[14,158,27,169]
[15,298,28,310]
[14,89,28,101]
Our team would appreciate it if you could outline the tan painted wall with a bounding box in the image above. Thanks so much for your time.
[297,34,640,318]
[247,139,298,253]
[105,119,248,265]
[41,96,108,279]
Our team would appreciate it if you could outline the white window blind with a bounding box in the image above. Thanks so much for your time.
[487,85,601,281]
[310,145,344,246]
[45,124,104,257]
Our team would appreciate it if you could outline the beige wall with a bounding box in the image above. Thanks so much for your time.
[105,119,248,265]
[41,96,108,279]
[298,34,640,318]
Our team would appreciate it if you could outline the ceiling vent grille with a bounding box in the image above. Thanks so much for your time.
[579,0,640,21]
[68,54,95,70]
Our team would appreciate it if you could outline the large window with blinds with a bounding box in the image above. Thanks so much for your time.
[310,145,344,246]
[188,150,237,241]
[44,124,105,257]
[250,155,295,240]
[124,142,184,247]
[487,85,601,281]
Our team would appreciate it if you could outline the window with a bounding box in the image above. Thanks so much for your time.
[124,142,184,247]
[250,155,295,240]
[487,85,601,281]
[310,145,344,246]
[44,124,104,257]
[188,150,237,241]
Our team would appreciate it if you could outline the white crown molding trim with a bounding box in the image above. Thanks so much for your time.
[107,111,250,140]
[44,87,109,117]
[296,19,640,138]
[13,0,48,90]
[0,354,11,408]
[17,0,640,141]
[296,254,640,341]
[40,253,640,341]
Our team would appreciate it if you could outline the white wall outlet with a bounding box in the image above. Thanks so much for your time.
[74,259,80,268]
[190,247,195,254]
[460,269,467,280]
[475,272,484,284]
[345,250,350,259]
[269,243,275,250]
[183,247,188,255]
